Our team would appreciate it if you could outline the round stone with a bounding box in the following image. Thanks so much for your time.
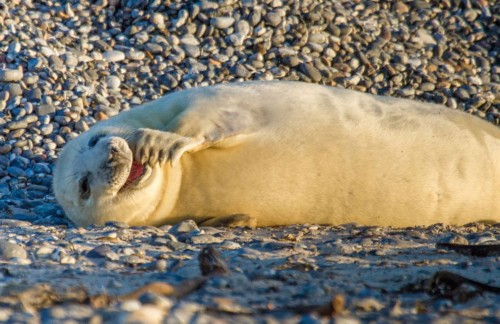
[393,2,410,14]
[0,69,23,82]
[4,83,23,96]
[105,76,121,89]
[102,50,126,62]
[7,166,25,177]
[0,240,27,259]
[265,12,282,26]
[86,245,116,259]
[171,220,199,234]
[231,64,251,78]
[126,51,146,60]
[210,17,235,29]
[23,73,39,85]
[64,54,79,67]
[235,20,250,36]
[183,45,201,58]
[420,83,435,92]
[150,13,165,27]
[35,104,56,115]
[299,63,322,82]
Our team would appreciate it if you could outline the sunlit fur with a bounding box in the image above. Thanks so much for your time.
[54,81,500,227]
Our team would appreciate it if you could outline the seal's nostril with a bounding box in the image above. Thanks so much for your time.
[107,145,118,164]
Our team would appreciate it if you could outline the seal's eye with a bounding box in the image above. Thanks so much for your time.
[88,134,106,147]
[79,176,91,200]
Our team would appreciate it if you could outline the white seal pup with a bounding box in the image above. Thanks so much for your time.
[53,81,500,227]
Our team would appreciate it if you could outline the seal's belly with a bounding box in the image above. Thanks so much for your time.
[172,120,500,227]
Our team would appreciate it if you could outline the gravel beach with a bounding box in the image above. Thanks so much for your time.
[0,0,498,322]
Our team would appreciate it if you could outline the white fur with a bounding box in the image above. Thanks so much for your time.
[53,81,500,227]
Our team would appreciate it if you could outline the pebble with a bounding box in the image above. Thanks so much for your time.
[4,84,22,96]
[63,54,78,67]
[183,45,201,58]
[355,298,385,312]
[139,293,173,310]
[447,98,458,109]
[210,17,235,29]
[7,121,27,130]
[231,64,251,78]
[415,30,436,45]
[7,166,25,178]
[102,51,126,62]
[86,245,119,260]
[0,69,23,82]
[170,220,199,234]
[153,260,168,272]
[36,246,55,256]
[105,76,121,90]
[235,20,250,37]
[399,87,415,97]
[174,9,189,28]
[150,13,165,28]
[467,76,483,86]
[50,305,94,320]
[420,83,436,92]
[0,240,27,259]
[393,2,410,14]
[123,306,165,324]
[220,241,242,250]
[127,51,146,61]
[0,309,11,321]
[119,300,141,312]
[455,88,471,100]
[35,104,56,115]
[190,234,223,244]
[166,302,204,323]
[27,88,42,102]
[299,63,322,82]
[438,234,468,245]
[265,12,282,27]
[0,144,12,154]
[0,219,31,227]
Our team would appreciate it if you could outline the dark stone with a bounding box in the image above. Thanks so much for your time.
[35,104,56,115]
[299,63,322,82]
[7,166,25,178]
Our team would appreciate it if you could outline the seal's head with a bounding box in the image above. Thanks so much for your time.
[53,130,156,226]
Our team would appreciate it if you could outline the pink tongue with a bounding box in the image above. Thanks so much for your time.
[126,162,144,183]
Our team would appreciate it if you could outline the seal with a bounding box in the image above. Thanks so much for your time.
[53,81,500,227]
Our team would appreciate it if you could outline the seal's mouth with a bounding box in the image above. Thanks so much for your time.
[121,161,149,190]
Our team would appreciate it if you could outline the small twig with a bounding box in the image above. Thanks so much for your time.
[120,277,208,300]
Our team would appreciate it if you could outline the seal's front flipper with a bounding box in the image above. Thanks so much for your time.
[166,105,262,148]
[128,128,204,166]
[198,214,257,229]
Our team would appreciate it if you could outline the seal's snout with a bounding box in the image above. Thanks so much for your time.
[104,137,132,166]
[107,143,123,164]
